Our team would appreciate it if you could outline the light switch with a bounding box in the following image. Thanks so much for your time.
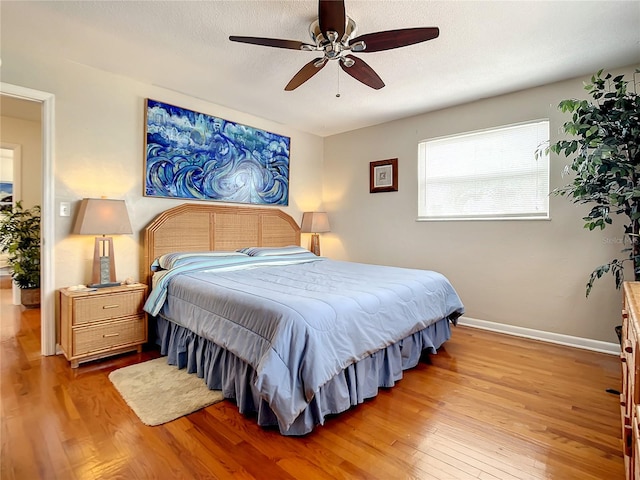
[60,202,70,217]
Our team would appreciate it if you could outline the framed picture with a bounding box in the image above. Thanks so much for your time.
[0,181,12,214]
[144,99,290,205]
[369,158,398,193]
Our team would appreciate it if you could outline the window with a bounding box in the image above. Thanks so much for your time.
[418,120,550,220]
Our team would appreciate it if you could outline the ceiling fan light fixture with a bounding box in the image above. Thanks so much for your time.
[350,41,366,52]
[309,17,357,47]
[325,44,341,59]
[341,56,355,68]
[313,57,328,68]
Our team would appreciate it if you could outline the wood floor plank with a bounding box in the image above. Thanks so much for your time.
[0,287,625,479]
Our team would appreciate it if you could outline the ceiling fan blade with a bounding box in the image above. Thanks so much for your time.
[340,55,385,90]
[351,27,439,52]
[229,36,313,51]
[319,0,346,38]
[285,58,327,91]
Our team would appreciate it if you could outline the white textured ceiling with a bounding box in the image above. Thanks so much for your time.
[1,1,639,137]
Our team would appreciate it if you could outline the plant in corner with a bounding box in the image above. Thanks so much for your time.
[544,69,640,297]
[0,201,41,307]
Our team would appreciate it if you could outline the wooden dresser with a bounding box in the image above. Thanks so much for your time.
[621,281,640,479]
[60,283,148,368]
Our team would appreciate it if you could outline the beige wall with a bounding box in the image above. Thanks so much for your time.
[1,51,324,291]
[0,114,42,209]
[322,64,639,343]
[2,47,635,344]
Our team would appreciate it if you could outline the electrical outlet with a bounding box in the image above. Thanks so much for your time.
[59,202,70,217]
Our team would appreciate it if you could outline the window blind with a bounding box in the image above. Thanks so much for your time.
[418,120,550,220]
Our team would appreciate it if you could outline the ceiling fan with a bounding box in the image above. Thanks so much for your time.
[229,0,439,91]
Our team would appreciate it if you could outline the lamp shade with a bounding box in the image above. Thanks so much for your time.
[300,212,330,233]
[72,198,133,235]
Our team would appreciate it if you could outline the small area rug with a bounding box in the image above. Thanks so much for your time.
[109,357,224,426]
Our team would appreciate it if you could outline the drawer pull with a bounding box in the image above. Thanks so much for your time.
[103,333,120,338]
[625,339,633,353]
[102,304,120,310]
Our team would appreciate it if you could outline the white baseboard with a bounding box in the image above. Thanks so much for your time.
[458,316,620,355]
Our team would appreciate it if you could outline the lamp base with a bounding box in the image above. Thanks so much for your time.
[310,234,321,256]
[92,237,118,286]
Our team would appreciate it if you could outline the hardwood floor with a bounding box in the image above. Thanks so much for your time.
[1,286,624,479]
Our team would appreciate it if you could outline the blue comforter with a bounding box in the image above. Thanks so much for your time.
[144,255,464,430]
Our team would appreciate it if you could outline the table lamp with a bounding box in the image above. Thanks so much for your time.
[300,212,330,256]
[72,198,132,288]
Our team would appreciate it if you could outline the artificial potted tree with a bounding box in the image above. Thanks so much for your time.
[544,69,640,298]
[0,201,41,307]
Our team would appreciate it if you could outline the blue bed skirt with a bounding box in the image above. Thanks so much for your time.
[155,315,452,435]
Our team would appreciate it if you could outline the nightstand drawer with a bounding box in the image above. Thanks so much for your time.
[73,315,146,355]
[73,289,146,325]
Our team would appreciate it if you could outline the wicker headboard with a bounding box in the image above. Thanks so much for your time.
[142,203,301,286]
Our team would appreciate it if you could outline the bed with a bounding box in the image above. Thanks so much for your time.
[143,204,464,435]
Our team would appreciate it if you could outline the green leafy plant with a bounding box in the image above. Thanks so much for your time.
[0,201,41,289]
[544,69,640,296]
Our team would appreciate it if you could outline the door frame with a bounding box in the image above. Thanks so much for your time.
[1,83,56,356]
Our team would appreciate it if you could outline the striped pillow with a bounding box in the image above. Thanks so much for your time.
[152,251,248,271]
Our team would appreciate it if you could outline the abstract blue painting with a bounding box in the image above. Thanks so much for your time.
[144,99,290,205]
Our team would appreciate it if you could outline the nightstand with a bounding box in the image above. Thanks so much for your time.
[59,283,148,368]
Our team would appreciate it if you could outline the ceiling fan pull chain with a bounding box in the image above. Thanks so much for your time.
[336,68,341,98]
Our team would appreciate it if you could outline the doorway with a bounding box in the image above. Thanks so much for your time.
[0,83,55,356]
[0,144,23,303]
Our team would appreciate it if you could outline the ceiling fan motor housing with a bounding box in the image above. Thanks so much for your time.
[309,17,360,63]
